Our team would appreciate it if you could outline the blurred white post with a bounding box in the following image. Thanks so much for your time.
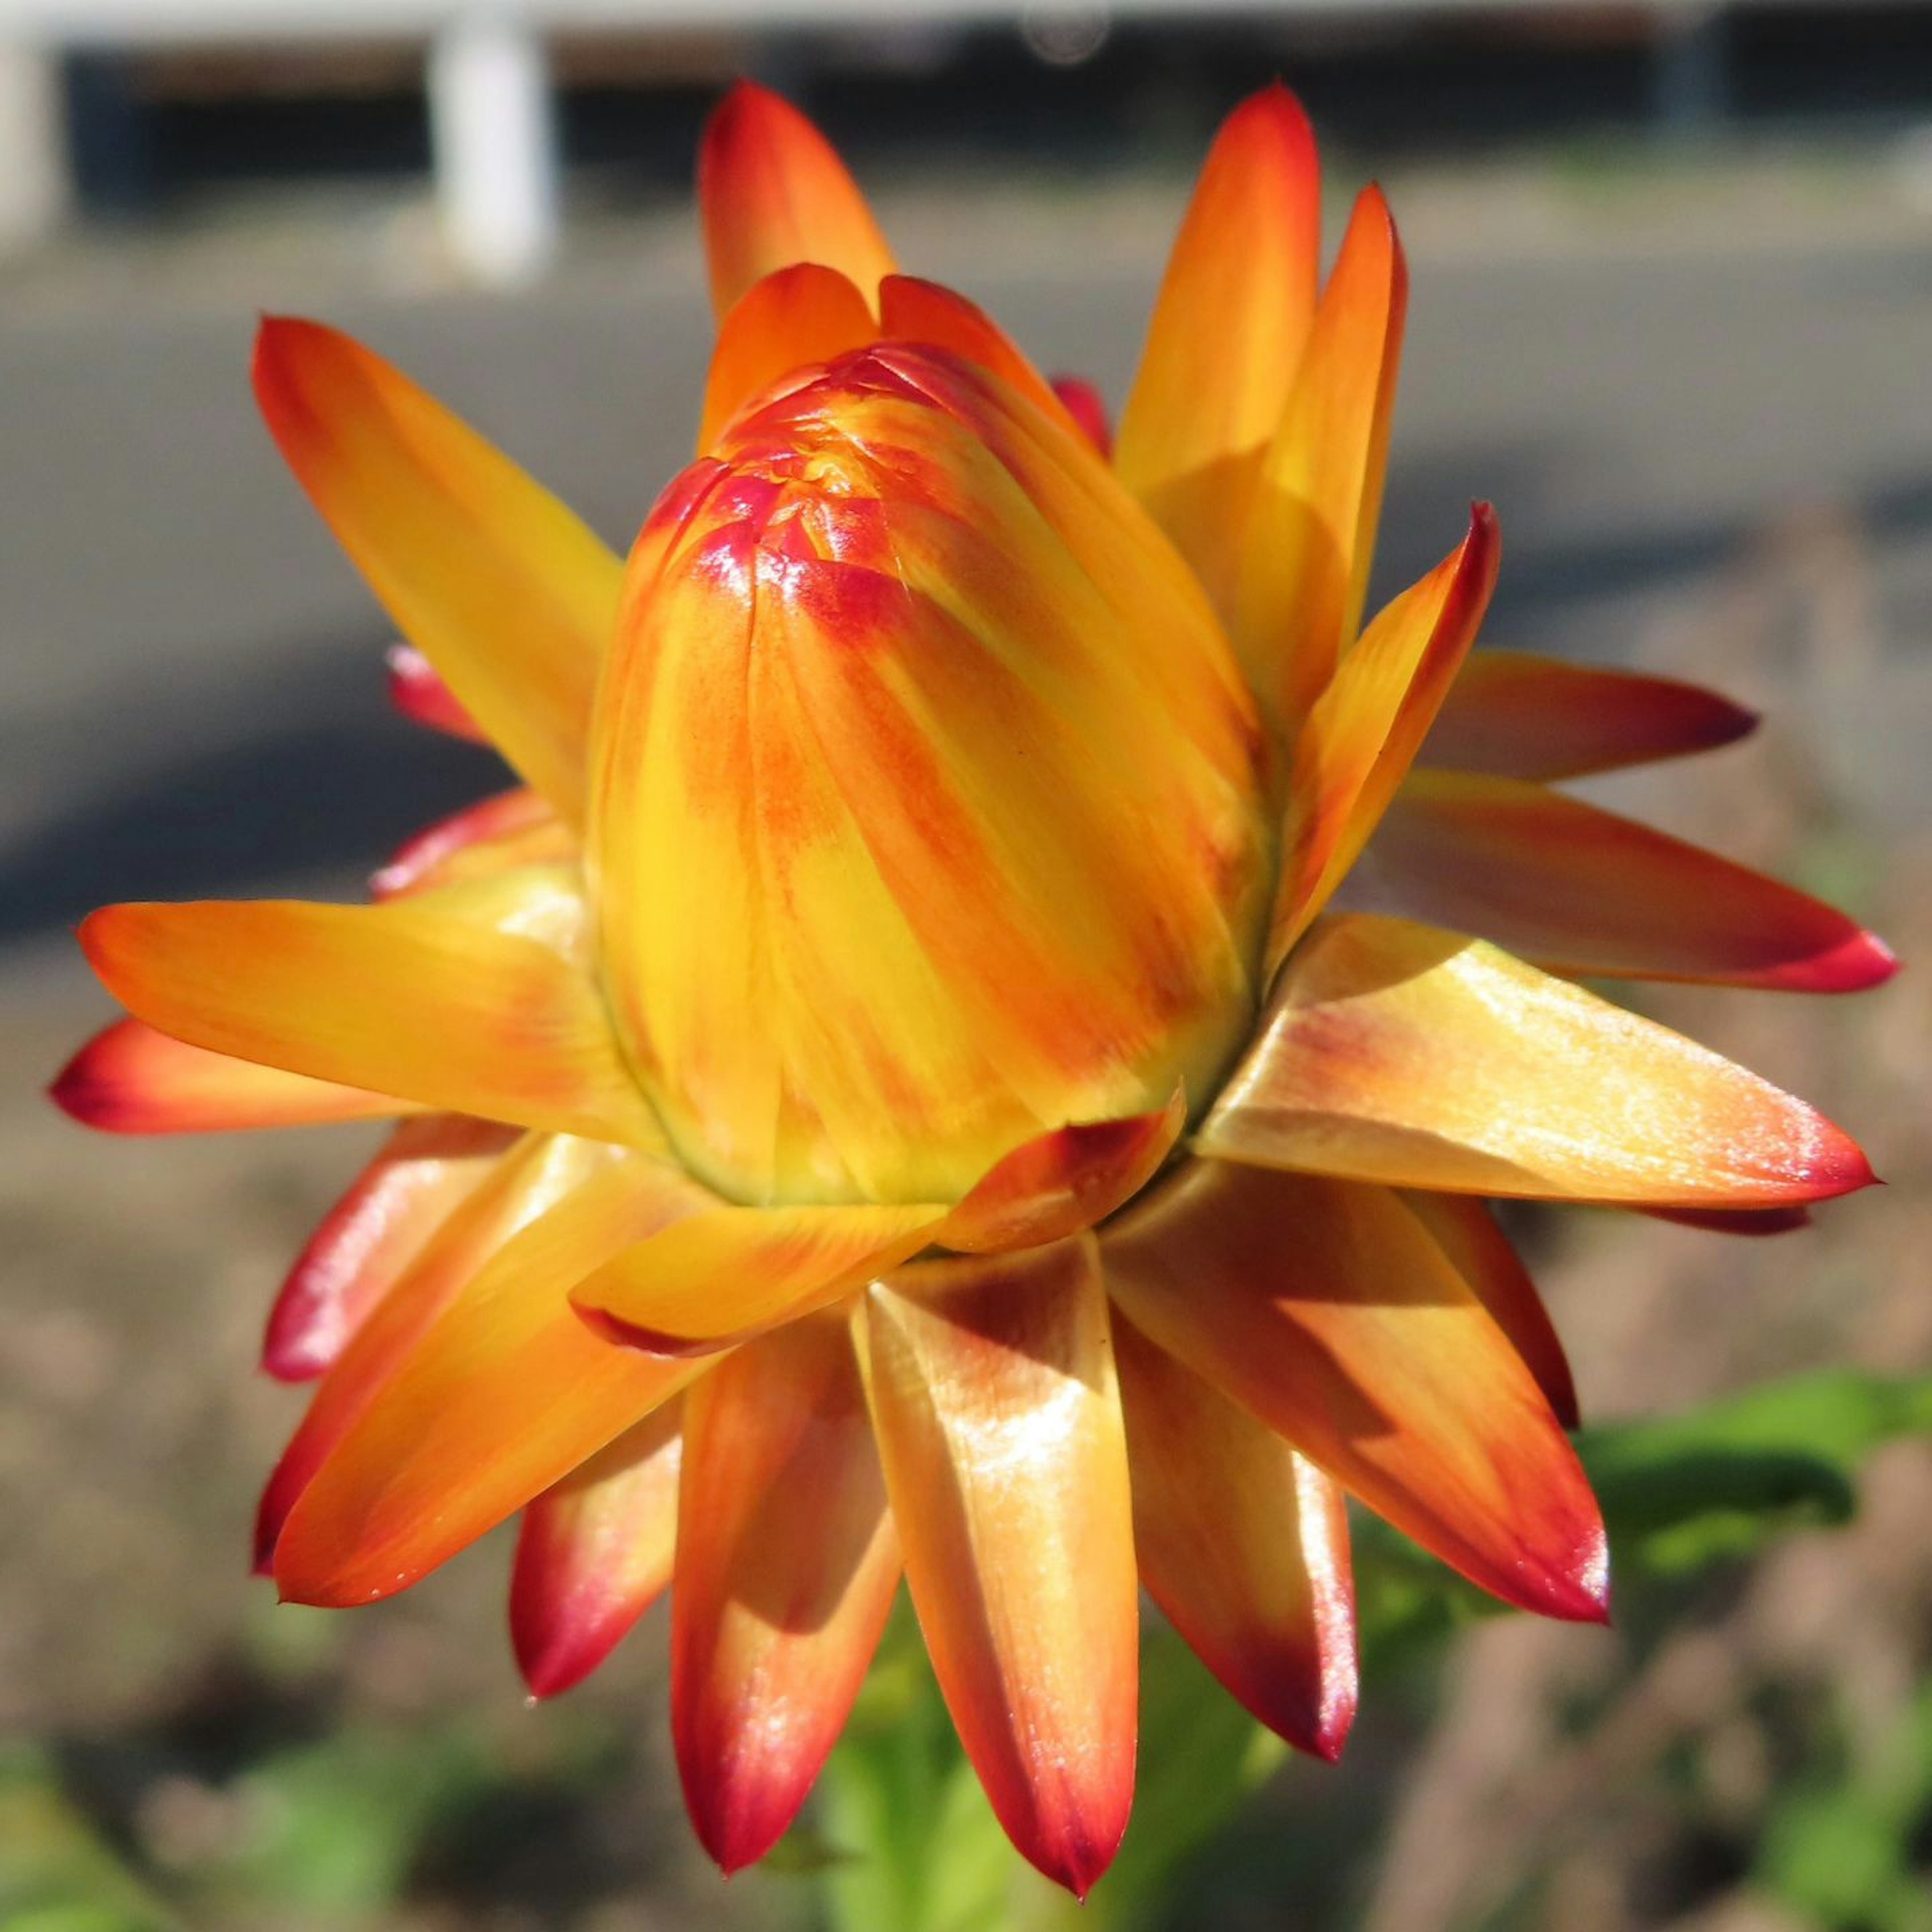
[0,39,72,252]
[427,7,560,288]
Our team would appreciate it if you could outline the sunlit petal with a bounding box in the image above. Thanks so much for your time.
[698,262,877,452]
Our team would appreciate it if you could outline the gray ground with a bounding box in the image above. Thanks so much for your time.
[3,142,1929,1929]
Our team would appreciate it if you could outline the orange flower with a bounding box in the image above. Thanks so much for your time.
[53,83,1891,1895]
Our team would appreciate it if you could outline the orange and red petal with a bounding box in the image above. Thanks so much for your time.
[862,1238,1138,1898]
[50,1017,414,1135]
[876,276,1082,439]
[272,1153,714,1605]
[671,1316,901,1873]
[937,1091,1186,1255]
[511,1402,684,1699]
[1397,1190,1578,1428]
[1103,1161,1607,1622]
[1114,84,1319,614]
[79,893,656,1146]
[1422,650,1758,780]
[254,317,620,822]
[370,788,570,901]
[1347,770,1896,991]
[570,1201,944,1355]
[1050,376,1111,458]
[1115,1315,1357,1758]
[1205,912,1878,1207]
[1238,183,1407,722]
[263,1114,517,1382]
[1269,507,1500,970]
[698,82,897,317]
[698,262,877,452]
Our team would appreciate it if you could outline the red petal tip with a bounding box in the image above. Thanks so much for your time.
[1786,926,1899,993]
[1309,1683,1360,1764]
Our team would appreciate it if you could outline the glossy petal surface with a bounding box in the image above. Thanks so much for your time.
[1344,770,1896,990]
[1114,85,1319,614]
[1238,185,1406,722]
[1104,1161,1607,1620]
[672,1317,901,1872]
[274,1154,713,1605]
[1270,508,1500,969]
[255,318,620,822]
[1114,1315,1356,1756]
[699,82,896,315]
[1206,913,1877,1205]
[698,262,877,452]
[1423,650,1757,780]
[264,1115,518,1382]
[864,1239,1137,1896]
[51,1018,413,1134]
[511,1403,684,1698]
[80,890,656,1145]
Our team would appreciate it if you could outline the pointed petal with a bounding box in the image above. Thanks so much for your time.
[79,889,656,1145]
[50,1017,414,1134]
[699,82,896,316]
[511,1402,684,1698]
[263,1115,518,1383]
[1423,650,1758,780]
[1237,185,1407,722]
[1269,508,1500,971]
[698,263,877,452]
[862,1239,1137,1897]
[370,788,571,901]
[1114,1315,1357,1758]
[385,642,485,742]
[672,1317,900,1873]
[256,1131,607,1572]
[254,317,620,821]
[1204,913,1877,1206]
[938,1090,1186,1255]
[1346,770,1897,991]
[877,276,1083,438]
[570,1202,944,1356]
[1103,1161,1607,1621]
[1114,85,1319,613]
[274,1153,713,1606]
[1049,376,1112,458]
[1397,1190,1578,1428]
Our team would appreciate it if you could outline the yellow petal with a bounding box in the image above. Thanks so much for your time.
[1204,913,1878,1206]
[1236,186,1407,725]
[254,318,620,822]
[862,1238,1137,1897]
[698,82,896,316]
[672,1317,900,1873]
[1114,85,1320,616]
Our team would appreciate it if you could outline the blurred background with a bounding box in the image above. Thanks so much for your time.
[4,2,1930,1927]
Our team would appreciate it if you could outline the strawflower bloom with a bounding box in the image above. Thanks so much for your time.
[55,84,1893,1895]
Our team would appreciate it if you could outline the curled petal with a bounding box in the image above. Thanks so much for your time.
[1397,1190,1577,1428]
[699,82,896,316]
[1238,184,1407,723]
[1270,507,1500,970]
[79,888,657,1146]
[1205,913,1878,1207]
[385,642,485,742]
[1346,770,1896,991]
[371,788,571,900]
[51,1018,412,1135]
[255,318,620,820]
[1422,650,1757,780]
[1114,84,1320,613]
[274,1153,715,1607]
[1103,1161,1608,1621]
[1114,1315,1357,1757]
[672,1317,900,1872]
[570,1202,944,1355]
[698,263,877,452]
[511,1403,684,1699]
[863,1238,1137,1897]
[264,1114,517,1382]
